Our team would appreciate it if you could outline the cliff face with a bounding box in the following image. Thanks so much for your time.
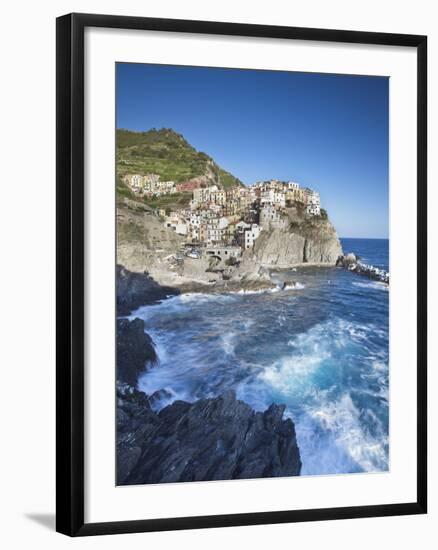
[248,212,342,268]
[117,198,184,274]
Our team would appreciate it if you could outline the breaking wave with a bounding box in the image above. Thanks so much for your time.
[352,280,389,291]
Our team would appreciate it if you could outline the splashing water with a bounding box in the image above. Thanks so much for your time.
[132,239,389,476]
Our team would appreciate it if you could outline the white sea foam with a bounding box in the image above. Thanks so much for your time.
[178,292,235,303]
[253,317,389,473]
[297,392,389,475]
[133,281,306,319]
[371,359,387,372]
[228,282,306,295]
[277,314,286,326]
[259,352,328,392]
[285,282,306,290]
[221,332,236,356]
[231,287,280,295]
[352,280,389,291]
[259,322,335,393]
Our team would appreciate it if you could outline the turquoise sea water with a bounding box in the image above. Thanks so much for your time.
[133,238,389,476]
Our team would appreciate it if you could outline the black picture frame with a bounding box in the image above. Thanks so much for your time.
[56,12,427,537]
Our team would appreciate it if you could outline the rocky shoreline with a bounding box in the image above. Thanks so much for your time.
[116,249,387,484]
[116,197,343,300]
[117,265,181,314]
[117,317,302,485]
[117,264,281,312]
[337,253,389,285]
[115,199,386,484]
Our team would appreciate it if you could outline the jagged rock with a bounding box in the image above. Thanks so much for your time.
[117,317,157,386]
[117,390,301,485]
[336,253,389,284]
[148,388,173,409]
[116,383,160,481]
[117,265,180,315]
[338,252,357,266]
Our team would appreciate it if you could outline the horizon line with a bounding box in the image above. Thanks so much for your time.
[340,236,388,240]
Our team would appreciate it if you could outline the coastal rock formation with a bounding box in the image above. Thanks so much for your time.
[117,387,301,484]
[116,129,343,293]
[117,318,157,386]
[116,199,184,275]
[116,199,221,291]
[117,265,180,315]
[247,216,342,268]
[117,384,159,481]
[337,253,389,284]
[117,201,342,291]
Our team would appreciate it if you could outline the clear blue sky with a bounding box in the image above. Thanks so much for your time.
[116,63,389,238]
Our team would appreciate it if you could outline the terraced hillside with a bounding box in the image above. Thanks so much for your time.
[117,128,242,189]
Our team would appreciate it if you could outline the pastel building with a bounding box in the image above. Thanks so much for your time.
[259,206,287,230]
[305,189,321,216]
[235,221,262,249]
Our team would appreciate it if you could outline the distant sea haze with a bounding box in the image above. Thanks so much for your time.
[133,237,389,476]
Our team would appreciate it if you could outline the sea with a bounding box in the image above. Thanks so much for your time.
[132,238,389,476]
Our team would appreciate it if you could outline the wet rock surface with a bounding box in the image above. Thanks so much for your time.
[117,317,158,386]
[117,388,301,485]
[337,253,389,284]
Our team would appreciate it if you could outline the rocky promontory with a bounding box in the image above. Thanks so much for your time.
[238,209,342,271]
[337,252,389,284]
[117,386,301,485]
[116,197,342,297]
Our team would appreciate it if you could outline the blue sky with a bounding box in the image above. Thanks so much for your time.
[116,63,389,238]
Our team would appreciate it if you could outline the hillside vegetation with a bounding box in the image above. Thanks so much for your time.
[117,128,243,189]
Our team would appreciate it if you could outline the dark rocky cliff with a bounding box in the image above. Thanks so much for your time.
[117,317,158,385]
[117,385,301,484]
[117,265,180,315]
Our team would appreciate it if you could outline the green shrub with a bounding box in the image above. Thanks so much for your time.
[116,128,242,188]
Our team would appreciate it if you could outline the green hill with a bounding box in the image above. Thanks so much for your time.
[116,128,243,189]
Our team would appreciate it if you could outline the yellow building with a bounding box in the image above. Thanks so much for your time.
[286,187,306,204]
[211,190,226,206]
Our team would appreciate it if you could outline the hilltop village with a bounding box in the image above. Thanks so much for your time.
[122,173,323,260]
[116,129,344,294]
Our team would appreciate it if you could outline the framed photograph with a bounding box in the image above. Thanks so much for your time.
[56,13,427,536]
